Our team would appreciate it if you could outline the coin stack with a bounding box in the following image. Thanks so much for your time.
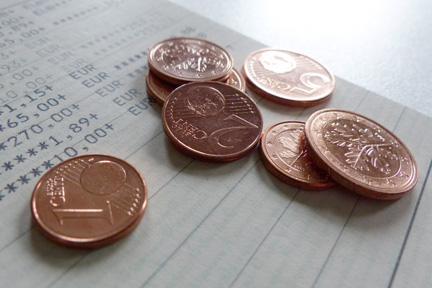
[147,37,263,162]
[146,37,246,105]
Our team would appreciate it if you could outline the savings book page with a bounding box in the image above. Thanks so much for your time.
[0,0,431,287]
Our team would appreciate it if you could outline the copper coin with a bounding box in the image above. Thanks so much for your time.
[305,109,418,200]
[226,68,246,92]
[260,121,335,190]
[146,68,246,106]
[162,82,263,162]
[148,37,233,85]
[31,155,148,248]
[243,48,335,106]
[146,70,177,106]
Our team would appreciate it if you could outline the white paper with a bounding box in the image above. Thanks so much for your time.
[0,0,431,287]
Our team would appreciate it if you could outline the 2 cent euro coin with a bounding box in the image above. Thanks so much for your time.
[162,82,263,162]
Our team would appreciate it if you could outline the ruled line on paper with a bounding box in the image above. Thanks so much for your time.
[388,158,432,288]
[141,159,261,287]
[228,189,301,288]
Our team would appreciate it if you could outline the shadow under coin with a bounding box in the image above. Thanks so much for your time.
[254,159,299,202]
[257,154,408,230]
[29,220,131,269]
[290,183,409,229]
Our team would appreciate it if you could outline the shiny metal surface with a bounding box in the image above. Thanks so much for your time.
[31,155,148,248]
[260,121,335,190]
[243,48,335,106]
[162,82,263,162]
[305,109,418,200]
[148,37,233,85]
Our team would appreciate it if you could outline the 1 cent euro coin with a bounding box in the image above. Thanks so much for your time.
[243,48,335,106]
[148,37,233,85]
[305,109,418,200]
[162,81,263,162]
[260,121,335,190]
[31,155,148,248]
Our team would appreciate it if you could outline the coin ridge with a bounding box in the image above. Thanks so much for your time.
[227,68,246,92]
[145,70,176,106]
[243,68,332,107]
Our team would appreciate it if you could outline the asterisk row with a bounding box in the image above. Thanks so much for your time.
[114,51,147,71]
[127,65,148,79]
[0,159,56,199]
[0,141,49,152]
[0,142,50,171]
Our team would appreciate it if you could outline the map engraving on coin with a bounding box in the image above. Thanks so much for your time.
[31,155,148,248]
[162,82,263,162]
[305,109,418,199]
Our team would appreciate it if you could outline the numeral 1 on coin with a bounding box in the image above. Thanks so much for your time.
[53,201,114,225]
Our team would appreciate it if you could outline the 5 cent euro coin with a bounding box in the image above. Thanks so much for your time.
[243,48,335,106]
